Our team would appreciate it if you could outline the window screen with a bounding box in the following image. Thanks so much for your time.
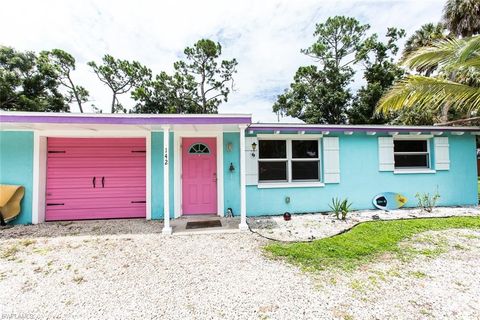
[394,139,430,169]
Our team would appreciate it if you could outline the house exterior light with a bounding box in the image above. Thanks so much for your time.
[251,142,257,157]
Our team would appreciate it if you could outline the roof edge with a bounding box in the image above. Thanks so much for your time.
[248,123,480,132]
[0,111,252,125]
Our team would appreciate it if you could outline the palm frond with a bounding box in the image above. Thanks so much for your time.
[377,75,480,114]
[403,35,480,71]
[402,38,463,70]
[458,35,480,63]
[458,57,480,68]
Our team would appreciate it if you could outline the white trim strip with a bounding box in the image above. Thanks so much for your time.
[31,131,39,224]
[146,133,152,220]
[162,126,172,234]
[394,169,436,174]
[257,182,325,189]
[239,124,248,231]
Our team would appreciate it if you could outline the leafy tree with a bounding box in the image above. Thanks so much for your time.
[377,36,480,121]
[38,49,89,113]
[443,0,480,37]
[348,28,406,124]
[131,71,198,114]
[88,55,151,113]
[0,46,68,112]
[133,39,237,114]
[175,39,237,113]
[273,16,370,124]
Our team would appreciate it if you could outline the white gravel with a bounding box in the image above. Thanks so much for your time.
[0,210,479,320]
[249,206,480,241]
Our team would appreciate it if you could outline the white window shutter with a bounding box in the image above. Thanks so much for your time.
[378,137,394,171]
[323,137,340,183]
[245,137,258,185]
[434,137,450,170]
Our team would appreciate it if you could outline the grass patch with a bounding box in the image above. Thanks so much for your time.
[19,239,36,247]
[72,275,85,284]
[409,271,428,279]
[32,247,51,255]
[1,245,19,260]
[265,216,480,271]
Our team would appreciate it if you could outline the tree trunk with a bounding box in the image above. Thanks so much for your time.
[200,62,207,113]
[68,76,83,113]
[75,94,84,113]
[111,93,117,113]
[440,102,451,123]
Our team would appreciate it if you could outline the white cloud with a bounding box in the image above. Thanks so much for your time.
[0,0,444,121]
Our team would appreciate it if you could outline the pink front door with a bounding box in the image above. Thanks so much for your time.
[45,138,146,221]
[182,138,217,215]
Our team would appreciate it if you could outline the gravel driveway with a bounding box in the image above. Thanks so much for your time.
[1,219,480,320]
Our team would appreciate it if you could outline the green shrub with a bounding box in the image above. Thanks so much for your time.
[329,197,352,220]
[415,188,440,213]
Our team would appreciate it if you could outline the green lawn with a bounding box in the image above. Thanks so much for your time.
[265,216,480,271]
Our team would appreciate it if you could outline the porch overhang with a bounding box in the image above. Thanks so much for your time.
[0,111,252,132]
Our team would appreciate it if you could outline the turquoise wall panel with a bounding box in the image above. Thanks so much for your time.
[151,132,164,220]
[223,132,241,216]
[151,131,175,219]
[247,134,478,216]
[0,131,34,224]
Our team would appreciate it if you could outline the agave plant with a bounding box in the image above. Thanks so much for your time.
[329,197,353,220]
[377,35,480,123]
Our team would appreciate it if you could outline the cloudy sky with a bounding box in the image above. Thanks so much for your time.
[0,0,444,121]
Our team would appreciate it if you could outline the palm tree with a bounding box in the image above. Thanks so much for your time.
[377,36,480,123]
[403,23,447,76]
[443,0,480,37]
[404,23,447,56]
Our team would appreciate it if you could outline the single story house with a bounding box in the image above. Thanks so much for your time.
[0,111,478,233]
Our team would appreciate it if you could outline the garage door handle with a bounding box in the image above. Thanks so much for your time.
[92,177,96,188]
[102,176,105,188]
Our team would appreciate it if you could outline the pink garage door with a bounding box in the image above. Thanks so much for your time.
[46,138,146,221]
[182,138,217,215]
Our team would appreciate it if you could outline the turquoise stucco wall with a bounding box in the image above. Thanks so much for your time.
[247,133,478,216]
[223,132,241,216]
[0,131,34,224]
[4,130,475,223]
[151,132,175,219]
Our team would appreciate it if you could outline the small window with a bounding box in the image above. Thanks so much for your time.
[259,161,287,181]
[292,140,318,158]
[258,139,320,183]
[291,140,319,181]
[394,140,430,169]
[188,143,210,154]
[292,161,319,180]
[259,140,286,158]
[258,140,287,182]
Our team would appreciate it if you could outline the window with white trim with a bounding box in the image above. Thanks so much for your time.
[393,139,430,169]
[258,139,320,183]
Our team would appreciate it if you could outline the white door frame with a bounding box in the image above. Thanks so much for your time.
[31,130,151,223]
[174,131,224,218]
